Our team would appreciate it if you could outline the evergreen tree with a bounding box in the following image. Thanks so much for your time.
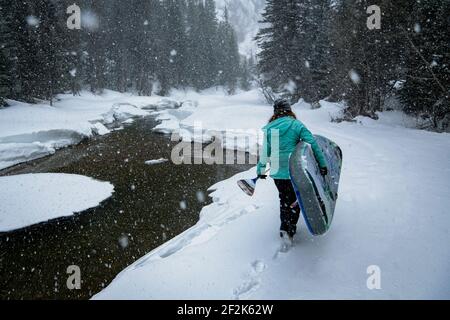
[1,0,243,103]
[201,0,220,88]
[164,0,189,89]
[83,0,110,93]
[0,0,15,105]
[256,0,299,98]
[34,0,69,105]
[399,0,450,129]
[217,7,241,93]
[256,0,334,102]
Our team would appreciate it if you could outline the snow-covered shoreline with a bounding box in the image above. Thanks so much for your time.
[0,90,164,171]
[94,89,450,300]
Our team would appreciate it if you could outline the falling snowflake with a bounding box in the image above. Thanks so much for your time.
[349,69,361,85]
[82,11,100,31]
[26,16,40,27]
[119,235,130,249]
[196,191,206,203]
[283,80,297,95]
[414,23,421,33]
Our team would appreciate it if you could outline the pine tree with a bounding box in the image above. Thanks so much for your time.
[399,0,450,129]
[164,0,189,89]
[33,0,69,105]
[202,0,220,88]
[256,0,299,98]
[185,0,202,88]
[83,0,110,93]
[240,58,253,91]
[256,0,336,102]
[0,0,15,106]
[305,0,335,101]
[217,7,241,93]
[1,0,243,103]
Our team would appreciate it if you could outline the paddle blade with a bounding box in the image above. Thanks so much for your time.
[237,179,257,197]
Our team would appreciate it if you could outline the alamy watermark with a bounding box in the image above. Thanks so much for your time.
[65,4,382,31]
[66,265,81,290]
[367,265,382,290]
[66,4,81,30]
[168,123,284,173]
[367,5,382,30]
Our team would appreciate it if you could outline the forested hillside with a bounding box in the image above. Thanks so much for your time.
[0,0,245,106]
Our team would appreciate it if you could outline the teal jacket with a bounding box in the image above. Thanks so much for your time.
[257,117,328,180]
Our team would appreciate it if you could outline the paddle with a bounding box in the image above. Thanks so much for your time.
[237,177,259,197]
[237,170,270,197]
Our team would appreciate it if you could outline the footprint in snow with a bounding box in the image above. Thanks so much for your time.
[273,237,295,260]
[240,204,259,215]
[232,260,266,300]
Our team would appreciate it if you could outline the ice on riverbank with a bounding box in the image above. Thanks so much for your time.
[0,173,114,232]
[145,158,169,165]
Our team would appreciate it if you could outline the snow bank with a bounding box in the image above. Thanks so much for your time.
[0,174,114,232]
[96,90,450,300]
[155,88,271,154]
[0,91,164,170]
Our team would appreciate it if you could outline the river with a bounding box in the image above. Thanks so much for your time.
[0,116,251,300]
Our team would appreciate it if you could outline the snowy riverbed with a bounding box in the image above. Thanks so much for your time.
[94,89,450,300]
[0,173,114,232]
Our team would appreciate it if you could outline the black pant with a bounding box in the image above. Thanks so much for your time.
[274,179,301,237]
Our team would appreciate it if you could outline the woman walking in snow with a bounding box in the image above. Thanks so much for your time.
[257,99,328,245]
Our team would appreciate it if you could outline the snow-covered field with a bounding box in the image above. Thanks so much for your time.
[95,89,450,300]
[0,173,114,232]
[0,91,161,170]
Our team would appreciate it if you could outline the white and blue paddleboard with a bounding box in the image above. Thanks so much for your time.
[289,135,343,236]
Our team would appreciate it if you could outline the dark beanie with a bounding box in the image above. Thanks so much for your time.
[273,99,292,113]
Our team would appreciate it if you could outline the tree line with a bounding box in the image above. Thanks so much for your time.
[0,0,247,106]
[256,0,450,131]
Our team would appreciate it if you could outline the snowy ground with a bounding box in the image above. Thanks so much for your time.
[0,173,114,232]
[95,89,450,300]
[154,88,271,155]
[0,90,163,170]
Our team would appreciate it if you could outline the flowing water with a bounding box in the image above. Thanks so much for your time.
[0,117,252,300]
